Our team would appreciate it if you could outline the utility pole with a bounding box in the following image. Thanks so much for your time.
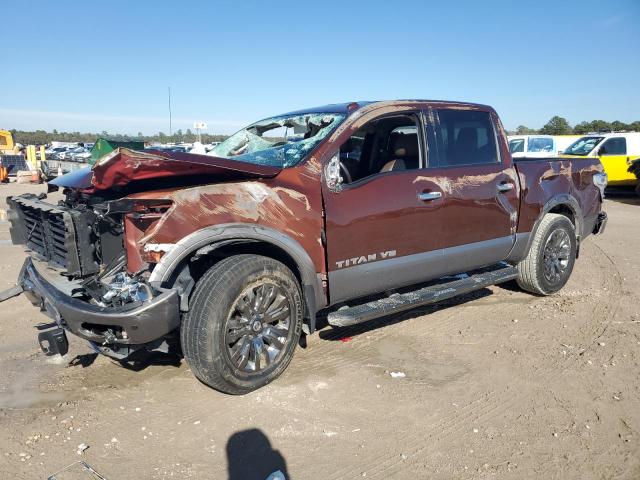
[168,86,172,136]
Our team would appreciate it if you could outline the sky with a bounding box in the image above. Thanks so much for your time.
[1,0,639,135]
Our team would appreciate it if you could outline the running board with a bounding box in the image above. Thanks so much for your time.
[327,264,518,328]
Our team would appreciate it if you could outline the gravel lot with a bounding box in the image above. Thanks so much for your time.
[0,181,638,479]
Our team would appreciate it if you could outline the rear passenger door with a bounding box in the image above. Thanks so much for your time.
[425,107,519,272]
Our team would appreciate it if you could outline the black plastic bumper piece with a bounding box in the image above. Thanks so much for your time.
[593,212,607,235]
[38,328,69,356]
[0,284,23,302]
[18,258,180,345]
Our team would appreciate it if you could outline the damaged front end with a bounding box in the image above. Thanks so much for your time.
[3,189,180,360]
[1,147,288,360]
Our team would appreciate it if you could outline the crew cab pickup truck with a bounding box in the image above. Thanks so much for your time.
[1,100,608,394]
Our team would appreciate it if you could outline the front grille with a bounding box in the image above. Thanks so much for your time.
[8,195,100,277]
[20,202,69,268]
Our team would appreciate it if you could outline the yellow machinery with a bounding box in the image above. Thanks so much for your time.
[0,130,17,154]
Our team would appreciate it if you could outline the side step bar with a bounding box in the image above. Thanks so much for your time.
[327,264,518,328]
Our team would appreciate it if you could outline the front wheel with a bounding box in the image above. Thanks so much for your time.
[181,255,303,394]
[516,213,577,295]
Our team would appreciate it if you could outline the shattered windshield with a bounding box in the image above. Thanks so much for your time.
[564,136,603,156]
[210,113,346,167]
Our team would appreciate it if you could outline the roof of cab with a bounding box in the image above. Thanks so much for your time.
[281,99,494,117]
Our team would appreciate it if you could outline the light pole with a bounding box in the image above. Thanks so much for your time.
[168,87,172,137]
[193,122,207,143]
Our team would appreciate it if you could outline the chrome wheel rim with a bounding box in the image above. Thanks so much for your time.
[225,282,291,374]
[542,229,571,284]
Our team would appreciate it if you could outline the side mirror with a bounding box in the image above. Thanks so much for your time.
[325,153,343,191]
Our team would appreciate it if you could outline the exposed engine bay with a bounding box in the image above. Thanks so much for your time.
[7,189,163,312]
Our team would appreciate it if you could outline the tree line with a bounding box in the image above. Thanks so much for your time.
[10,116,640,146]
[511,117,640,136]
[9,129,230,146]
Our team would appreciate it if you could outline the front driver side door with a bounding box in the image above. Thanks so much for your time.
[321,109,444,304]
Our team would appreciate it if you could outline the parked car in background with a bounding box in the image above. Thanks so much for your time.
[509,135,555,157]
[46,146,70,159]
[2,100,607,394]
[563,132,640,188]
[55,146,81,160]
[145,145,189,154]
[73,148,92,162]
[508,135,580,157]
[62,146,91,162]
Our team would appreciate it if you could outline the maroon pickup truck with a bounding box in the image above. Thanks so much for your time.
[1,100,608,394]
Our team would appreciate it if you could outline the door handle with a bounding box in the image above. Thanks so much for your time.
[418,191,442,201]
[497,182,514,193]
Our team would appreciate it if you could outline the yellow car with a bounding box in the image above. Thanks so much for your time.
[563,133,640,187]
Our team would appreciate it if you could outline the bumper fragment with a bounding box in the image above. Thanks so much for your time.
[593,212,607,235]
[38,328,69,356]
[17,258,180,345]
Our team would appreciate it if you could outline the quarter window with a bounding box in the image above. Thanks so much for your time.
[599,137,627,155]
[509,138,525,153]
[433,109,499,167]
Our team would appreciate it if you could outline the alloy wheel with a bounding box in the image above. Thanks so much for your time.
[542,229,571,284]
[225,282,291,374]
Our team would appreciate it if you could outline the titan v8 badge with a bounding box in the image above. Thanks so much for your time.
[335,250,397,269]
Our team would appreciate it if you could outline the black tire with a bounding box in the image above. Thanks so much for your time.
[516,213,577,295]
[181,255,303,394]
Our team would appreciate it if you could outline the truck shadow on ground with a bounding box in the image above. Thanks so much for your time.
[66,288,496,375]
[116,349,182,372]
[317,287,493,341]
[605,188,640,206]
[68,346,182,373]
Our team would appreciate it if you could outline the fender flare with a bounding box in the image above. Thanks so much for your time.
[148,223,325,333]
[508,194,583,263]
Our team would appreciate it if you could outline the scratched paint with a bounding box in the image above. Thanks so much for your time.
[82,101,603,307]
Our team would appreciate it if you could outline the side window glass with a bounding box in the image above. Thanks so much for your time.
[509,138,525,153]
[433,109,499,167]
[600,137,627,155]
[528,137,553,152]
[336,114,421,184]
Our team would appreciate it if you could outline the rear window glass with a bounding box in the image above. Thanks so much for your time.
[433,109,499,167]
[528,137,554,153]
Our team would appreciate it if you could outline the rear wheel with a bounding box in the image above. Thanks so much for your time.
[181,255,303,394]
[516,213,577,295]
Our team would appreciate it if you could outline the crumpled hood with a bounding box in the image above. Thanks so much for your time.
[49,148,281,191]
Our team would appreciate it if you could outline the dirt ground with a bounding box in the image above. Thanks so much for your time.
[0,181,638,480]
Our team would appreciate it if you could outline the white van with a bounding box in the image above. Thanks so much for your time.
[508,135,556,157]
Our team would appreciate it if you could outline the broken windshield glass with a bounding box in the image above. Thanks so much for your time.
[210,113,346,167]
